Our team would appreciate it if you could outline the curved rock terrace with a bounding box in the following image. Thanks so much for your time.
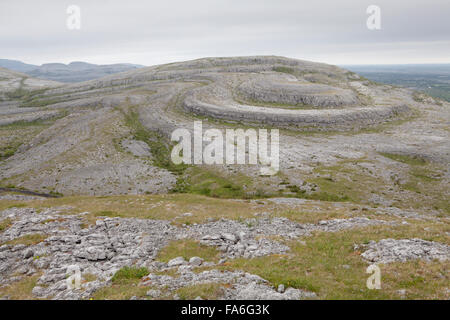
[0,56,449,300]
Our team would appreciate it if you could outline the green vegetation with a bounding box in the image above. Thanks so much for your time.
[23,193,265,225]
[93,266,149,300]
[111,266,149,283]
[121,107,187,175]
[0,144,18,160]
[20,97,65,108]
[378,152,448,214]
[213,222,449,299]
[95,210,121,217]
[83,273,98,283]
[2,76,72,108]
[401,167,448,214]
[0,113,67,161]
[380,152,427,166]
[233,89,318,110]
[4,233,47,246]
[300,160,378,204]
[5,78,49,103]
[0,274,41,300]
[283,182,350,202]
[272,66,297,75]
[157,239,220,263]
[0,218,12,231]
[1,191,448,299]
[174,167,254,198]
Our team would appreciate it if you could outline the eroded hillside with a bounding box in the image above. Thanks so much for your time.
[0,57,448,300]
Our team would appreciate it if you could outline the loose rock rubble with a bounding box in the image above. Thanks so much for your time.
[0,206,426,300]
[0,194,44,201]
[186,217,391,259]
[0,207,176,299]
[359,238,450,264]
[141,269,315,300]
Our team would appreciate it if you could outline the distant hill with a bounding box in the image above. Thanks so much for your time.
[0,59,38,73]
[0,59,145,83]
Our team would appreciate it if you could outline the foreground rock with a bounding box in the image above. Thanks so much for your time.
[0,205,398,299]
[360,238,450,264]
[141,269,316,300]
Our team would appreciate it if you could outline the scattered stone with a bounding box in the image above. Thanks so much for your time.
[31,286,47,297]
[397,289,407,296]
[189,256,203,266]
[121,139,151,157]
[23,249,34,259]
[224,283,315,300]
[146,289,161,298]
[0,205,439,300]
[360,238,450,264]
[177,265,192,273]
[168,257,187,267]
[221,233,237,243]
[142,269,315,300]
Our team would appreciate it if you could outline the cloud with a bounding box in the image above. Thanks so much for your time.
[0,0,448,65]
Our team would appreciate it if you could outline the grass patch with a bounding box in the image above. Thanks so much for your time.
[176,167,254,198]
[157,239,220,263]
[0,199,29,212]
[83,273,98,283]
[304,161,376,203]
[0,218,13,231]
[0,144,20,160]
[303,190,350,202]
[91,282,149,300]
[111,266,149,283]
[92,266,149,300]
[174,166,282,200]
[380,152,427,166]
[398,166,449,214]
[94,210,121,217]
[4,192,384,227]
[121,107,187,175]
[4,233,47,246]
[176,283,226,300]
[0,114,66,161]
[0,274,41,300]
[22,193,264,225]
[215,221,449,299]
[272,66,297,75]
[20,97,66,108]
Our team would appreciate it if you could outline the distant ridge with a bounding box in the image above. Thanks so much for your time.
[0,59,145,83]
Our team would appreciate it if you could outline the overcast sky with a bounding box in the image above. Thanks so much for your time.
[1,0,449,66]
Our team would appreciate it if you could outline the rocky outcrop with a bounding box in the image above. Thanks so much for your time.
[360,238,450,264]
[0,205,396,299]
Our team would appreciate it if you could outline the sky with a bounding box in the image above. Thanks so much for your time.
[0,0,449,66]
